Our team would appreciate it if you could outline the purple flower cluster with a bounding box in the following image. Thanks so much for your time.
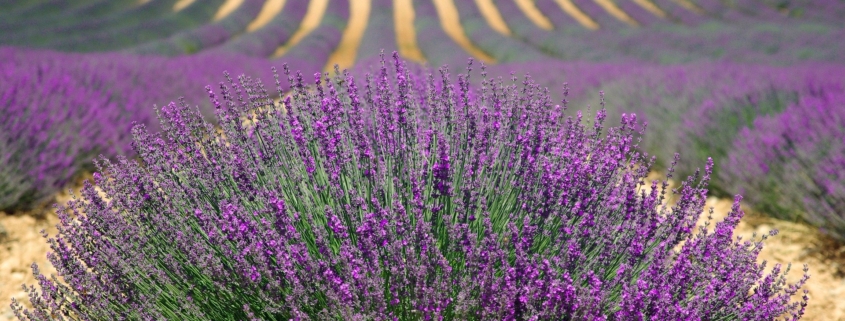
[722,89,845,239]
[13,55,808,320]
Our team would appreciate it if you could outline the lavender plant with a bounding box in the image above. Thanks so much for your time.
[721,90,845,239]
[13,55,808,320]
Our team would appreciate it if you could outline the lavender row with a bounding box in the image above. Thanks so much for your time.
[48,0,226,52]
[722,90,845,240]
[356,0,399,62]
[0,0,136,30]
[452,0,549,63]
[12,54,808,320]
[0,47,278,211]
[203,2,310,57]
[0,0,184,48]
[411,0,471,67]
[492,18,845,64]
[129,0,268,56]
[269,0,350,75]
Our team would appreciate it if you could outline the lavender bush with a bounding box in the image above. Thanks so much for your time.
[722,90,845,239]
[13,55,808,320]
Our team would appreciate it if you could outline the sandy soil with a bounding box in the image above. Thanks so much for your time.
[702,197,845,320]
[1,194,843,320]
[0,205,60,320]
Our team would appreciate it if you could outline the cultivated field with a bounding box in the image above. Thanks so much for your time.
[1,0,844,320]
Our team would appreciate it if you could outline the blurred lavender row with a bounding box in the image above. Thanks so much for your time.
[0,47,275,211]
[723,90,845,239]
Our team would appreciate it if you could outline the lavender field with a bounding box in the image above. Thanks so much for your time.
[1,0,844,320]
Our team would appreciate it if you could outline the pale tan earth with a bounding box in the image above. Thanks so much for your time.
[701,197,845,321]
[0,199,63,320]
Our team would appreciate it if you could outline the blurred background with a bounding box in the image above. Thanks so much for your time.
[1,0,844,319]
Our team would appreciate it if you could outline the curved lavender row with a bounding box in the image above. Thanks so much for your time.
[411,0,467,67]
[613,0,658,26]
[0,0,132,30]
[493,0,612,61]
[650,0,708,25]
[493,0,549,35]
[0,0,182,46]
[532,0,594,30]
[0,55,128,211]
[128,0,267,56]
[12,55,807,320]
[0,0,54,18]
[722,91,845,239]
[272,0,350,75]
[524,19,845,64]
[732,0,791,22]
[569,0,631,29]
[48,1,227,52]
[575,62,845,194]
[355,0,398,63]
[0,0,103,25]
[0,47,277,211]
[452,0,548,63]
[785,0,845,23]
[693,0,732,18]
[204,1,310,57]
